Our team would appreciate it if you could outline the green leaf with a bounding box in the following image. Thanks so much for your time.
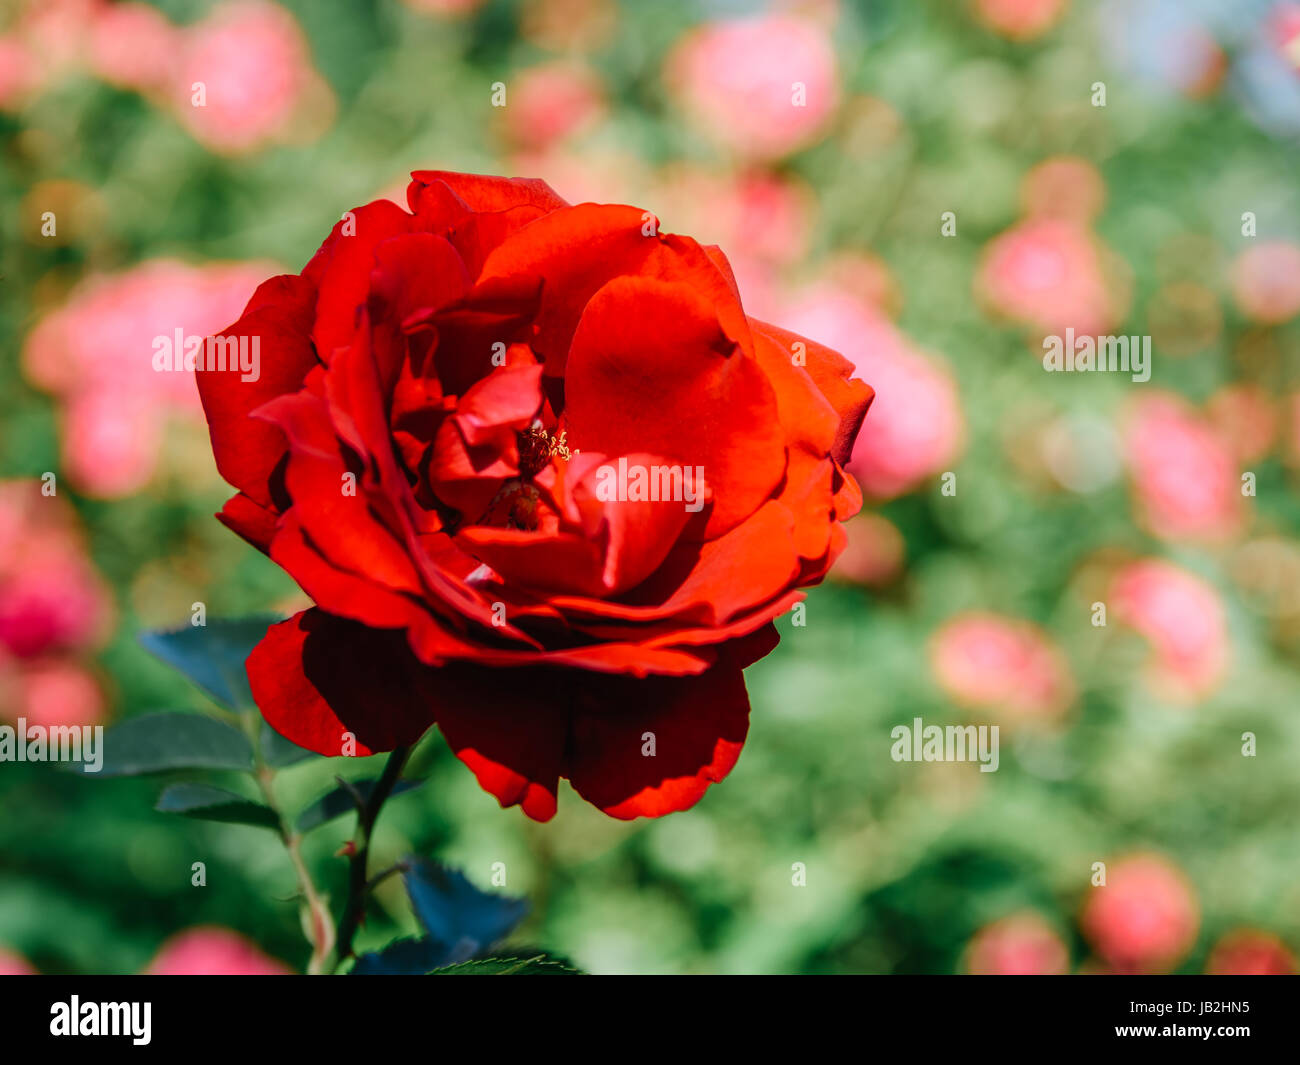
[429,954,583,975]
[349,937,451,976]
[488,946,581,970]
[77,712,253,776]
[349,860,529,975]
[155,783,280,829]
[260,721,316,768]
[296,778,423,833]
[402,859,527,951]
[139,617,279,710]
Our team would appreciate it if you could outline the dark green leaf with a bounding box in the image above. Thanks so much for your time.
[296,778,423,833]
[429,954,583,975]
[77,712,253,776]
[487,945,581,970]
[403,858,527,953]
[139,617,278,710]
[155,783,279,829]
[260,721,316,768]
[349,937,461,976]
[350,860,529,974]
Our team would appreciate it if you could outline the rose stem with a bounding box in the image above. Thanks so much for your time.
[333,743,412,969]
[246,723,336,976]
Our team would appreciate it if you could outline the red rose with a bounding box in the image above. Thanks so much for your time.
[198,170,871,821]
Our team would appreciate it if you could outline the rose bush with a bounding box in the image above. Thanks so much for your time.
[199,170,871,821]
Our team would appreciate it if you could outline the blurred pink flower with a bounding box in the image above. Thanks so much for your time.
[649,167,814,272]
[0,0,155,108]
[65,392,167,500]
[401,0,488,14]
[16,660,105,729]
[0,481,110,729]
[520,0,617,52]
[502,62,604,150]
[637,167,820,324]
[0,947,37,975]
[0,35,36,110]
[172,0,331,154]
[0,1,330,140]
[87,1,179,91]
[781,286,963,499]
[1098,1,1225,99]
[665,13,839,160]
[1171,28,1227,99]
[830,513,905,587]
[1286,392,1300,468]
[1230,241,1300,324]
[15,0,95,82]
[930,612,1075,721]
[1270,3,1300,72]
[0,481,111,662]
[977,218,1122,337]
[1110,559,1229,702]
[1020,156,1105,223]
[145,927,292,975]
[821,252,904,318]
[1123,392,1246,543]
[22,259,276,498]
[507,144,649,229]
[1205,929,1296,975]
[1080,853,1199,973]
[964,912,1070,975]
[1206,383,1277,464]
[972,0,1069,41]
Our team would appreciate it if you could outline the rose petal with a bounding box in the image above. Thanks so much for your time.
[563,275,786,538]
[247,609,438,756]
[197,274,319,509]
[565,664,752,819]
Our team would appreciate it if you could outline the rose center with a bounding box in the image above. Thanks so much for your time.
[517,422,573,479]
[473,423,574,532]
